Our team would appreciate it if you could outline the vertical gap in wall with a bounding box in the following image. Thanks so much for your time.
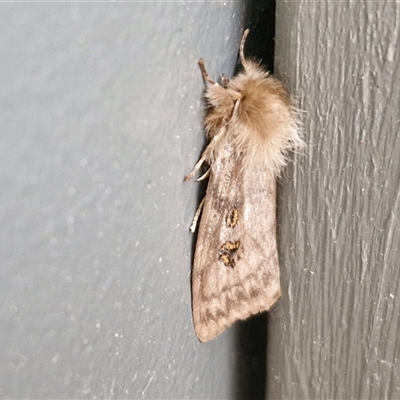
[233,2,276,400]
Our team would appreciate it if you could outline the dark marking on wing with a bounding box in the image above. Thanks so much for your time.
[226,208,239,227]
[219,240,241,267]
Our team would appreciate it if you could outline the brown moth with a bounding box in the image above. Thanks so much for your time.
[185,29,304,342]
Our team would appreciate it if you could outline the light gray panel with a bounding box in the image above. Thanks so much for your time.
[268,1,400,399]
[0,3,251,398]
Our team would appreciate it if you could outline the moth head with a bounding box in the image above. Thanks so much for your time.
[203,83,241,138]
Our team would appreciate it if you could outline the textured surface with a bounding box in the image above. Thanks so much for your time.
[268,1,400,399]
[0,2,265,399]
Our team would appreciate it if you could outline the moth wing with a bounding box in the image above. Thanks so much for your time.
[192,151,281,342]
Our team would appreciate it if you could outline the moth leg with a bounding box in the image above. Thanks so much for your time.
[197,168,210,181]
[231,98,241,119]
[184,127,225,181]
[198,59,216,85]
[190,197,206,233]
[239,29,250,65]
[184,156,207,182]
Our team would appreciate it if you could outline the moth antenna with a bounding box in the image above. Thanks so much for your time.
[190,197,206,233]
[239,28,250,65]
[198,59,216,85]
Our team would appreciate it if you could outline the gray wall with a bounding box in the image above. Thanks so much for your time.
[0,2,255,399]
[269,1,400,399]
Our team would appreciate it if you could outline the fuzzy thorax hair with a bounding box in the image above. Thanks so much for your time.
[203,58,303,177]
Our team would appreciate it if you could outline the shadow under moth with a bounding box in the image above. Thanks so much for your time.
[185,29,304,342]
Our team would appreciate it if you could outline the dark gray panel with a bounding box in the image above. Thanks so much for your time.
[0,3,251,399]
[268,1,400,399]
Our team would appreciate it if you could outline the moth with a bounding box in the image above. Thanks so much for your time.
[185,29,304,342]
